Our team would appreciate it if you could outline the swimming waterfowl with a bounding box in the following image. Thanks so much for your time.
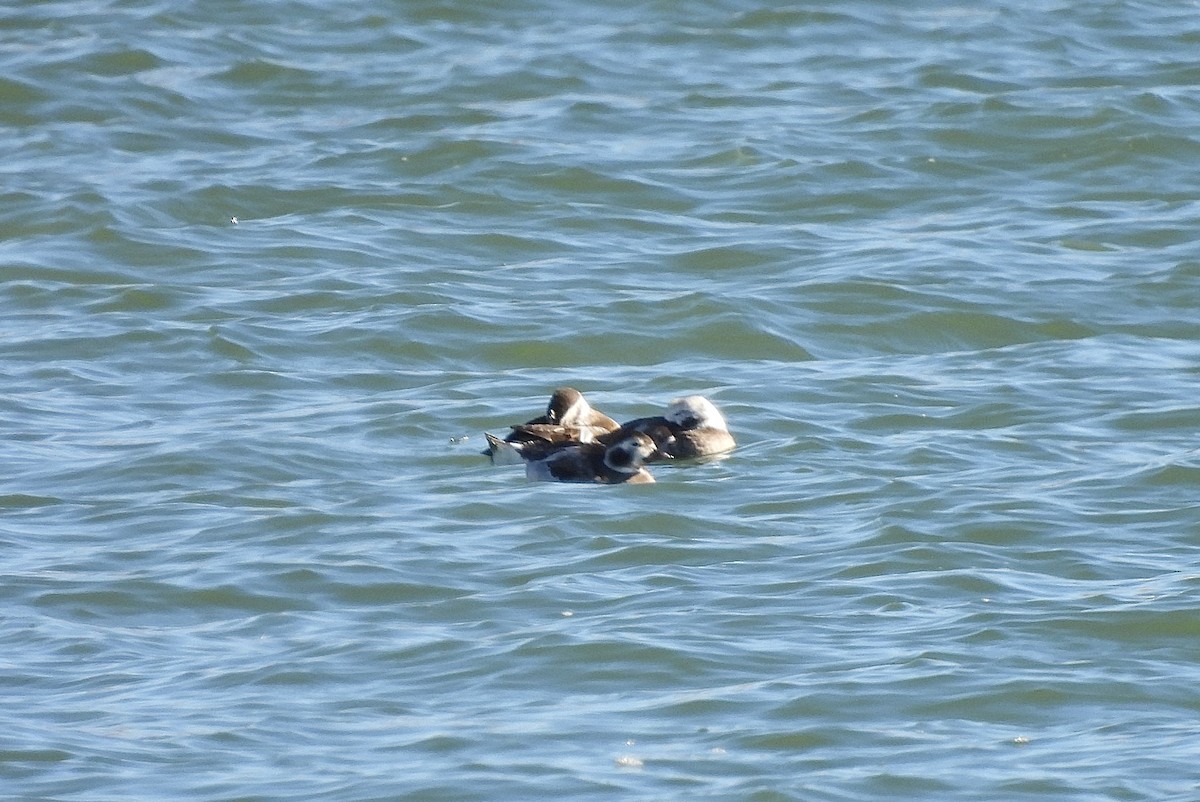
[524,432,664,484]
[482,387,619,464]
[599,395,735,459]
[660,395,736,458]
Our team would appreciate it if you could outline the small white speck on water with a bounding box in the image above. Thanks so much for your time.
[614,755,643,769]
[230,216,238,225]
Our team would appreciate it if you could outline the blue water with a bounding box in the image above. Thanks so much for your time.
[3,1,1200,799]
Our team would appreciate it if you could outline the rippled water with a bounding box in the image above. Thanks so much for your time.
[4,1,1200,799]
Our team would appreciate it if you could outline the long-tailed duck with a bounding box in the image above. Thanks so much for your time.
[599,395,735,459]
[482,387,619,464]
[662,395,736,458]
[524,432,664,484]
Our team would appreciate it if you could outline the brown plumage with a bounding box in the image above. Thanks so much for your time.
[524,432,662,484]
[482,387,618,463]
[597,396,734,459]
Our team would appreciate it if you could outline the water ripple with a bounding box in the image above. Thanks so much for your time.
[4,1,1200,800]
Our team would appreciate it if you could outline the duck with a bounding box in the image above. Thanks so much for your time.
[482,387,619,464]
[524,432,664,484]
[660,395,736,458]
[598,395,735,459]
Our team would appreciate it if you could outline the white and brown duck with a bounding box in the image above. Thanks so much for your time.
[524,431,665,485]
[598,395,735,459]
[483,387,619,464]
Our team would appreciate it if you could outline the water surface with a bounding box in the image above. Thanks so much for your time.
[3,1,1200,799]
